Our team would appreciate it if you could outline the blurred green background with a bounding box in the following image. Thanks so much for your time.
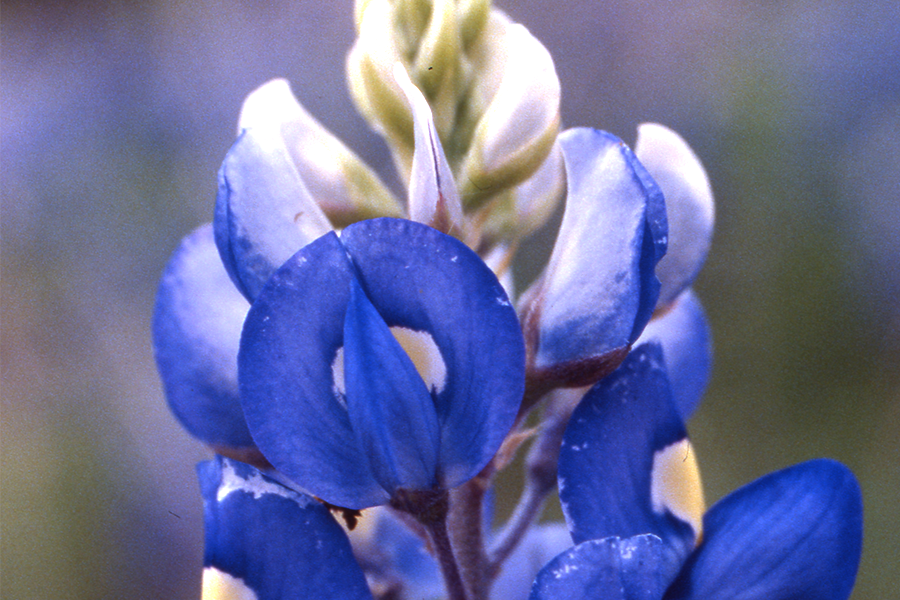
[2,1,897,598]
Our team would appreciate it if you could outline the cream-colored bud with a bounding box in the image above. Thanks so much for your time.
[347,0,414,156]
[458,18,561,209]
[410,0,462,139]
[239,79,402,227]
[458,0,491,49]
[478,139,565,245]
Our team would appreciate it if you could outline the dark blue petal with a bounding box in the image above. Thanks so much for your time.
[558,344,700,585]
[344,278,441,493]
[665,459,863,600]
[152,224,254,449]
[239,231,389,509]
[635,289,712,420]
[339,218,525,489]
[528,535,668,600]
[198,456,373,600]
[527,128,667,382]
[214,127,332,300]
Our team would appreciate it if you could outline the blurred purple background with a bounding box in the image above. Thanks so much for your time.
[3,1,897,598]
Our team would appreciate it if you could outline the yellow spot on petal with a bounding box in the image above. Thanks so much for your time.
[650,438,705,544]
[390,326,446,394]
[332,327,446,398]
[201,567,258,600]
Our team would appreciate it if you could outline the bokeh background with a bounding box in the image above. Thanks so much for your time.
[3,0,897,598]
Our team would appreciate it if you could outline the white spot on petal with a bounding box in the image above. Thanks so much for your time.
[331,346,348,408]
[217,460,311,507]
[390,326,447,394]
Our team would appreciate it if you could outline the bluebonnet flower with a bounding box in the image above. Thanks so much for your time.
[530,343,863,600]
[238,217,524,510]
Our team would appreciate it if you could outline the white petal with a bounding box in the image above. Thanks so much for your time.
[636,123,714,306]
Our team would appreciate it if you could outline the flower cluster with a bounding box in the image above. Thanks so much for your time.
[152,1,863,599]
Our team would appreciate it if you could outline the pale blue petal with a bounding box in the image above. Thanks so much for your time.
[214,126,332,300]
[635,123,714,307]
[152,224,254,449]
[526,128,667,386]
[635,289,712,420]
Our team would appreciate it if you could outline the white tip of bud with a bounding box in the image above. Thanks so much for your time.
[636,123,714,307]
[238,78,402,226]
[393,63,463,234]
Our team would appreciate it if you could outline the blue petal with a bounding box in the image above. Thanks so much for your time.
[343,278,441,493]
[528,535,668,600]
[340,218,525,489]
[152,224,254,449]
[635,289,712,420]
[239,231,389,509]
[198,456,373,600]
[665,459,863,600]
[526,128,667,385]
[214,126,332,300]
[558,343,699,585]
